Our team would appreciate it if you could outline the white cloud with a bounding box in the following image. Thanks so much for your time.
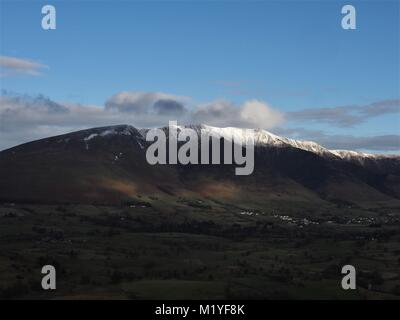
[0,56,48,76]
[0,91,285,150]
[0,91,398,153]
[240,99,285,128]
[192,99,284,129]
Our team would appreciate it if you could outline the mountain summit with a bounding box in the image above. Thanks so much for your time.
[0,124,399,206]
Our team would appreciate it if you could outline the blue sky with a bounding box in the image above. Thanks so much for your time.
[0,0,399,152]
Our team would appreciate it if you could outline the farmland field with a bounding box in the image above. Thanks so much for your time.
[1,199,399,300]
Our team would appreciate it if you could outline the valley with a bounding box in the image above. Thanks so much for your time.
[0,198,399,299]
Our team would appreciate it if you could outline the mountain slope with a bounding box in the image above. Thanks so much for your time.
[0,124,399,207]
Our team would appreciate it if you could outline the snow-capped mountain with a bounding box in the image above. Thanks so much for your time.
[0,124,399,205]
[95,124,398,162]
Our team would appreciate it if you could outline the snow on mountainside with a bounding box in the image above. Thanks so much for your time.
[81,124,399,161]
[82,125,137,150]
[330,150,399,160]
[1,123,399,205]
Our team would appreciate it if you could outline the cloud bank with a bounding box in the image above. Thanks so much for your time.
[0,91,284,150]
[287,99,400,127]
[0,91,398,152]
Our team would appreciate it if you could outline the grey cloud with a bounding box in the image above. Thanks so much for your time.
[1,92,397,154]
[288,99,400,127]
[192,99,284,129]
[0,92,192,149]
[192,100,240,126]
[1,93,68,114]
[105,92,284,129]
[361,99,400,117]
[0,56,48,76]
[0,92,285,150]
[153,99,186,115]
[105,91,189,114]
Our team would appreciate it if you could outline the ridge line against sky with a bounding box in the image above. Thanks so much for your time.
[0,1,399,152]
[0,90,399,153]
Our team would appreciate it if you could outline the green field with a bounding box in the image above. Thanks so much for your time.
[0,197,399,299]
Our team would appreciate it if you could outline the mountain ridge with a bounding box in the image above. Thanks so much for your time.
[0,124,399,206]
[7,123,394,160]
